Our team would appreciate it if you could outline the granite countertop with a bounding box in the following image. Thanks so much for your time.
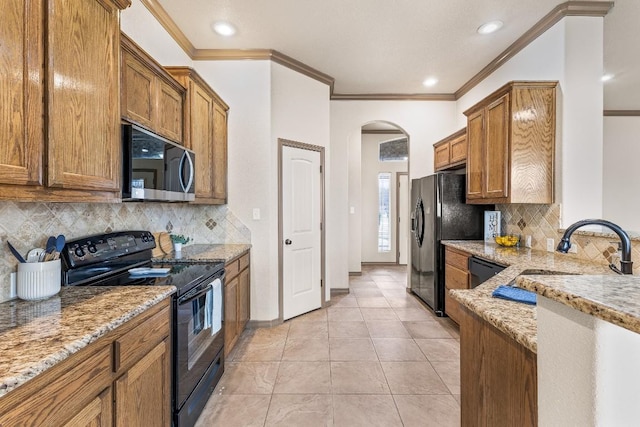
[517,274,640,335]
[153,243,251,264]
[0,285,175,397]
[443,240,612,353]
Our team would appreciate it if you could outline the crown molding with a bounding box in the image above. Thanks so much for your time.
[454,1,613,99]
[603,110,640,117]
[140,0,613,101]
[331,93,456,101]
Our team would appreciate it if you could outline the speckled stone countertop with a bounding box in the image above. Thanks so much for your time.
[153,243,251,264]
[0,286,175,397]
[517,275,640,335]
[443,240,612,353]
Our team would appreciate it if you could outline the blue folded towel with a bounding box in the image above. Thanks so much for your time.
[492,285,537,305]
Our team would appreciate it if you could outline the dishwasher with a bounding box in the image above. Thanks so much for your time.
[468,256,507,288]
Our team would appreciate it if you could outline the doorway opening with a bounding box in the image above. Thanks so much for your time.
[360,122,409,266]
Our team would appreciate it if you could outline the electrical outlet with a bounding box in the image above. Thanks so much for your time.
[252,208,261,220]
[568,243,578,254]
[546,238,555,252]
[524,235,532,248]
[10,272,17,299]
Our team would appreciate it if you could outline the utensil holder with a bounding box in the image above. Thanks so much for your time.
[17,259,61,300]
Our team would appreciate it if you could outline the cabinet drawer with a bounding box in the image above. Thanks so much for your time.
[445,264,469,290]
[239,253,250,271]
[225,259,240,281]
[445,247,470,271]
[445,291,461,324]
[114,305,170,373]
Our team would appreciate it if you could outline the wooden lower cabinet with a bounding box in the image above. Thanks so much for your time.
[224,251,251,356]
[460,306,537,427]
[0,298,171,426]
[444,246,471,324]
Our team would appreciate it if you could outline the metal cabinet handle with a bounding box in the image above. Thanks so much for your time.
[285,239,292,245]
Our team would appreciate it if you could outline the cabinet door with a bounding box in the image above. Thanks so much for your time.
[238,268,250,334]
[224,276,239,355]
[121,50,155,129]
[449,134,467,164]
[433,142,450,171]
[466,111,484,200]
[484,93,510,199]
[191,82,215,199]
[46,0,120,191]
[212,102,228,202]
[114,340,171,427]
[63,387,112,427]
[0,0,43,186]
[157,79,183,142]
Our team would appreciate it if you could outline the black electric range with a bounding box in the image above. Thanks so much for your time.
[61,230,225,427]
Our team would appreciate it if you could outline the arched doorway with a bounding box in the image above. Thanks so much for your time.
[360,121,409,266]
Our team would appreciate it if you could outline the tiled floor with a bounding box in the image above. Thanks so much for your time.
[196,265,461,426]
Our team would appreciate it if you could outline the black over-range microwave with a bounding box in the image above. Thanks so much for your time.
[122,123,196,202]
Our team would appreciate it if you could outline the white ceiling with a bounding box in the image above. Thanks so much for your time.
[156,0,638,110]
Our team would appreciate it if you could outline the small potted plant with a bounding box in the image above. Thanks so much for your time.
[170,234,190,252]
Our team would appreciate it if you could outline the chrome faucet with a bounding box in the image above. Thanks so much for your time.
[556,219,633,275]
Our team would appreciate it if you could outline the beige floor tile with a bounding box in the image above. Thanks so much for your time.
[232,337,286,361]
[381,361,449,394]
[360,308,399,321]
[328,307,364,322]
[415,338,460,361]
[328,321,370,338]
[352,288,385,297]
[288,321,328,339]
[437,318,461,339]
[329,337,377,361]
[386,296,423,308]
[265,394,333,426]
[195,394,270,427]
[431,360,461,394]
[370,274,395,282]
[453,394,461,405]
[403,321,455,339]
[215,362,280,395]
[273,361,331,394]
[246,323,291,342]
[375,281,406,289]
[394,307,436,321]
[372,338,427,361]
[330,295,359,307]
[290,307,328,322]
[366,320,411,338]
[282,338,330,361]
[394,394,460,427]
[331,361,390,394]
[357,297,391,308]
[380,288,410,298]
[333,394,402,427]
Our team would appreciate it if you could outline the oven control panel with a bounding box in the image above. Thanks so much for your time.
[63,230,156,268]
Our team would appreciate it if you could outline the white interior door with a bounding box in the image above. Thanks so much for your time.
[398,173,409,265]
[282,145,322,320]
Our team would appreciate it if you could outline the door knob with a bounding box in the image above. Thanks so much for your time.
[285,239,292,245]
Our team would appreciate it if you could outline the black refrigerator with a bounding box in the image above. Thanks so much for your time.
[410,173,488,316]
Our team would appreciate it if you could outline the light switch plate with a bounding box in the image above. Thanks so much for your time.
[524,235,532,248]
[252,208,261,220]
[546,238,555,252]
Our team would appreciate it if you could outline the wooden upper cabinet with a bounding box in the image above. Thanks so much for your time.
[0,0,44,187]
[433,128,466,171]
[464,81,557,204]
[47,0,123,192]
[166,67,229,204]
[121,33,185,144]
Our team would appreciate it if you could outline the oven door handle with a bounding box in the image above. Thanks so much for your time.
[178,283,213,305]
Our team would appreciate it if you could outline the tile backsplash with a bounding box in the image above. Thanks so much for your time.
[497,203,640,274]
[0,202,250,302]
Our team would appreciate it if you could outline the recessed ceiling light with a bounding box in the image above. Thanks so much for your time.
[423,77,438,87]
[477,20,504,35]
[601,73,614,82]
[211,21,236,37]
